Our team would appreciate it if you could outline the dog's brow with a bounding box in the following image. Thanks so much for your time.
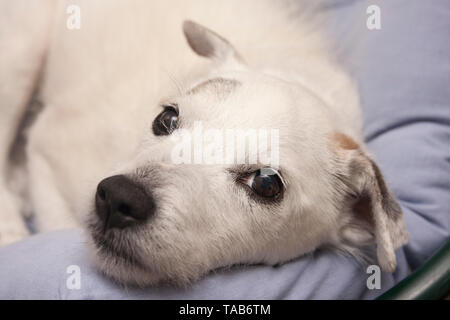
[229,164,284,176]
[187,77,241,97]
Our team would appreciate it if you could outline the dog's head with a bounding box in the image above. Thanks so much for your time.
[86,21,408,285]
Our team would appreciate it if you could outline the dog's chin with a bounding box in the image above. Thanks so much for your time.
[84,225,163,286]
[85,221,202,287]
[89,247,163,287]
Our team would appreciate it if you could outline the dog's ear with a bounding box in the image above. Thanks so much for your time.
[331,133,409,273]
[183,20,243,65]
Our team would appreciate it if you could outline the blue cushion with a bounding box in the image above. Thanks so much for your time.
[0,229,409,299]
[0,0,449,299]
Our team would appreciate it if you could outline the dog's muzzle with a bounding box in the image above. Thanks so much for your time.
[95,175,155,230]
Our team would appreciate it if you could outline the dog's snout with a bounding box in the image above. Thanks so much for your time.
[95,175,155,230]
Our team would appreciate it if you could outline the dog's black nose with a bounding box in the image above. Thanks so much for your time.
[95,175,155,230]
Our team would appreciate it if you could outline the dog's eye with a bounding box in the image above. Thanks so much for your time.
[152,105,179,136]
[245,168,284,200]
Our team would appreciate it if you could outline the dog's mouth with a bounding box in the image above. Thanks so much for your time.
[87,219,150,271]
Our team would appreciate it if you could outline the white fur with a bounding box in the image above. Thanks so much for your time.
[0,0,408,284]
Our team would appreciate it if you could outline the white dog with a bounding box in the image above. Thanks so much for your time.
[0,0,408,285]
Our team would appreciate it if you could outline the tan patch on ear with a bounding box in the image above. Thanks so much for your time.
[331,132,359,150]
